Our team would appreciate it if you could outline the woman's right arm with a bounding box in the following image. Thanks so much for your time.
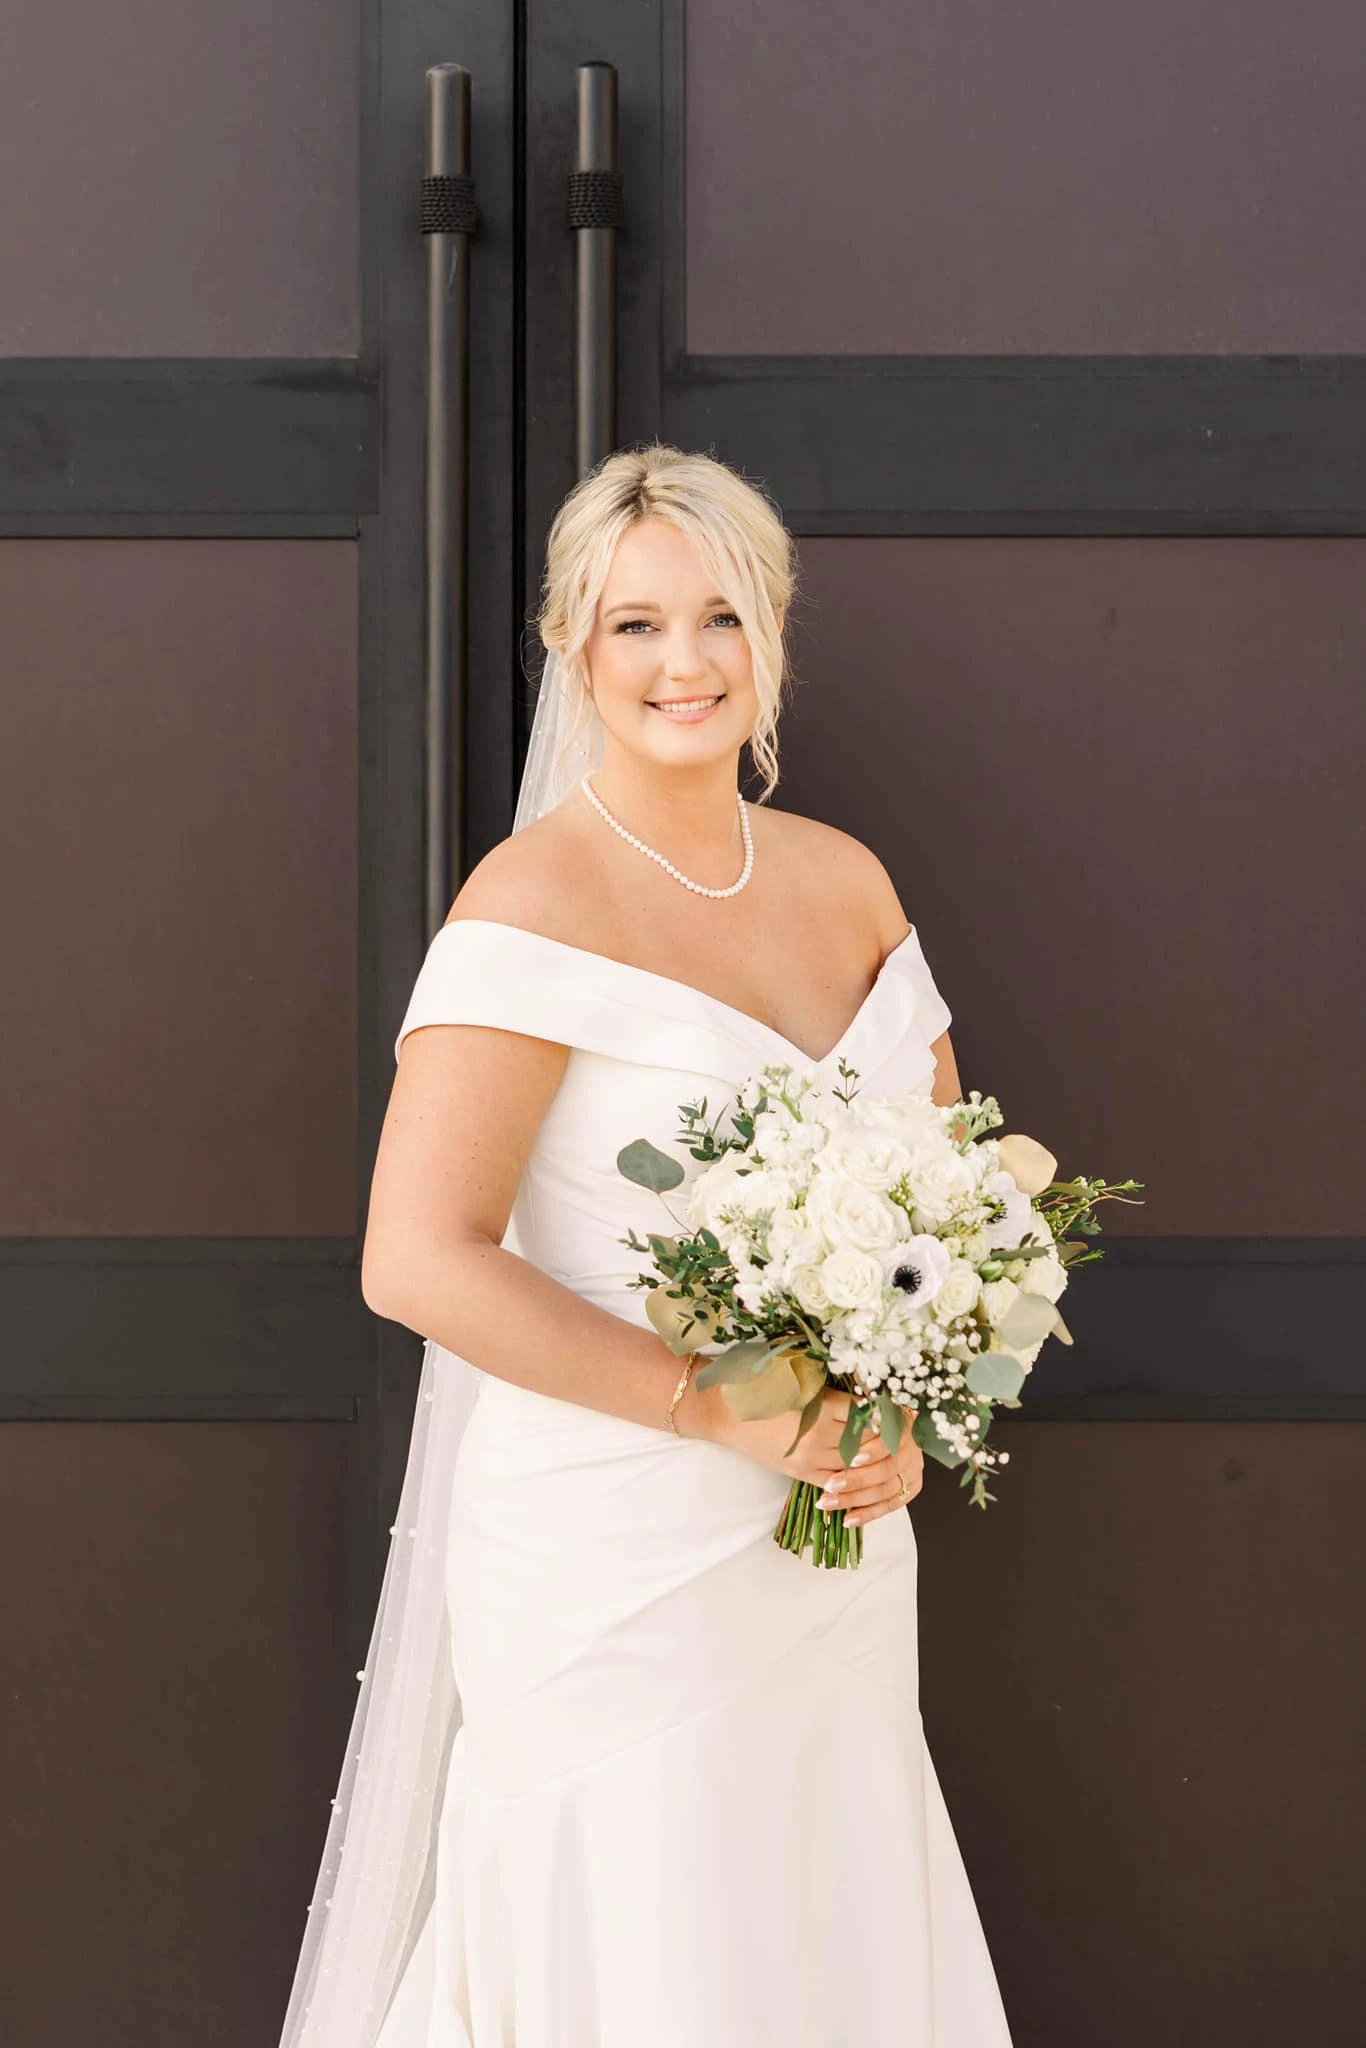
[360,1008,912,1501]
[360,1011,738,1439]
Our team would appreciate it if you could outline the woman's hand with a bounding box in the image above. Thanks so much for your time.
[691,1381,924,1527]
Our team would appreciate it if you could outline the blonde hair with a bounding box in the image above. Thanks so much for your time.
[534,441,799,803]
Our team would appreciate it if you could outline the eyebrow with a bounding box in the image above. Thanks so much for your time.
[603,595,732,617]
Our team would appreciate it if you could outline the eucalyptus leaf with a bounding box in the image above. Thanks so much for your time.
[616,1138,685,1192]
[877,1391,904,1455]
[644,1283,719,1356]
[785,1348,828,1410]
[839,1401,871,1466]
[694,1335,784,1388]
[964,1350,1026,1401]
[785,1387,827,1459]
[996,1291,1058,1350]
[725,1351,801,1422]
[912,1406,967,1469]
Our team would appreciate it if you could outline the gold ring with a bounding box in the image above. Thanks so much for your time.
[895,1470,910,1505]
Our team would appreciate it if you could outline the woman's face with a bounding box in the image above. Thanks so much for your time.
[581,517,758,767]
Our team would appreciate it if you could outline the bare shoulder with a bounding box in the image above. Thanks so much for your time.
[441,801,602,944]
[751,802,911,951]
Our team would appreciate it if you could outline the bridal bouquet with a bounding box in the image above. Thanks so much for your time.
[618,1058,1142,1568]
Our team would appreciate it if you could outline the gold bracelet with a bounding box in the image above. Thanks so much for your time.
[666,1352,698,1435]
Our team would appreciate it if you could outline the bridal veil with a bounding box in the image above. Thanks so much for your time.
[276,653,604,2048]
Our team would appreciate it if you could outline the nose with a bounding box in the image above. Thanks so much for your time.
[659,625,712,681]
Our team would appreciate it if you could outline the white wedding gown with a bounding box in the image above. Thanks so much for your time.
[373,916,1012,2048]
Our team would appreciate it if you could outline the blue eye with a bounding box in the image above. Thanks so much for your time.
[612,611,741,634]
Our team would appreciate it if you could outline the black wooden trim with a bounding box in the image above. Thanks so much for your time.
[652,0,1366,533]
[0,1236,356,1264]
[1,1254,373,1407]
[0,1394,358,1421]
[663,356,1366,531]
[1023,1237,1366,1416]
[3,1237,1360,1419]
[0,361,378,516]
[1090,1237,1366,1267]
[0,512,360,538]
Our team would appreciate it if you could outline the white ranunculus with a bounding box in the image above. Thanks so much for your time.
[804,1173,908,1256]
[980,1276,1022,1327]
[900,1141,977,1224]
[931,1258,982,1322]
[818,1245,886,1311]
[818,1131,914,1193]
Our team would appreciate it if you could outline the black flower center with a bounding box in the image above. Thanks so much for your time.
[893,1263,923,1293]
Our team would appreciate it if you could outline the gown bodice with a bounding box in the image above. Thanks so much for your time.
[393,916,953,1335]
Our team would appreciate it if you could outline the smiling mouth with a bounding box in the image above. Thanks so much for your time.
[646,693,724,714]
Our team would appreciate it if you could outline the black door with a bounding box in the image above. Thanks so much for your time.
[519,6,1366,2043]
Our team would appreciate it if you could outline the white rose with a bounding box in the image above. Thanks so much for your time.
[900,1142,977,1223]
[818,1131,913,1193]
[790,1261,836,1320]
[931,1258,982,1322]
[1018,1250,1067,1303]
[980,1276,1022,1327]
[859,1090,943,1139]
[819,1245,885,1310]
[804,1174,907,1256]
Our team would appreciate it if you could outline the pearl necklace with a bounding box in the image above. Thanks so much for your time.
[579,774,754,898]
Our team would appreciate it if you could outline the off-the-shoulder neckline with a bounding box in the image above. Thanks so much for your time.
[431,916,920,1068]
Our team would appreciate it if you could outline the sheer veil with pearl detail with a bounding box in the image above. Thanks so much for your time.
[275,650,605,2048]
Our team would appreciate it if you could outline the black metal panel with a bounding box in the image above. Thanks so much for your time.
[0,362,378,515]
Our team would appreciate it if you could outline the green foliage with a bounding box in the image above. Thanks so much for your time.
[877,1390,904,1454]
[964,1350,1027,1401]
[912,1406,967,1469]
[616,1139,684,1193]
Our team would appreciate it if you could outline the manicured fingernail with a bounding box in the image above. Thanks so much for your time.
[851,1452,870,1466]
[846,1513,863,1527]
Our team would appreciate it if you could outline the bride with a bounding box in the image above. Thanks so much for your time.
[277,443,1013,2047]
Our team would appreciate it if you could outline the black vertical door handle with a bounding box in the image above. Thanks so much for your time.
[568,63,624,478]
[421,65,478,938]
